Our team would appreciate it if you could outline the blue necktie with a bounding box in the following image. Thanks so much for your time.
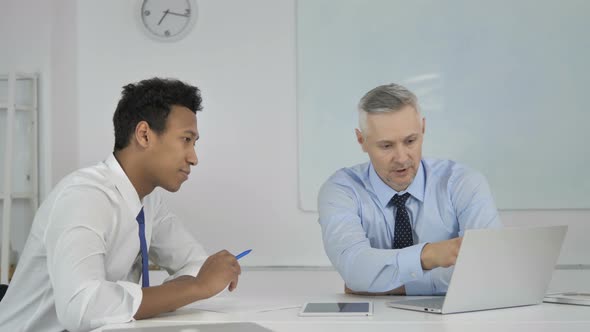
[136,207,150,288]
[391,193,413,249]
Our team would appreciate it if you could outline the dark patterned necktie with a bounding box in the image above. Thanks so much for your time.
[391,193,413,249]
[136,207,150,288]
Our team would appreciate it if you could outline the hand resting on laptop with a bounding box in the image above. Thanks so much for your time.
[345,237,462,296]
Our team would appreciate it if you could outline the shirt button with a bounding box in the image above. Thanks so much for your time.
[411,272,417,278]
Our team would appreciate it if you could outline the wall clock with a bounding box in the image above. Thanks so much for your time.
[139,0,198,42]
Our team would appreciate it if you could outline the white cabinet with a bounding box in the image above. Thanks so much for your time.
[0,72,39,284]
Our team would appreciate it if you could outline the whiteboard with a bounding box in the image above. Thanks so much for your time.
[297,0,590,211]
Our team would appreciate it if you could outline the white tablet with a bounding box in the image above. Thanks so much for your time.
[299,302,373,316]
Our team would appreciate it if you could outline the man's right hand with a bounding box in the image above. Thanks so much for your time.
[135,250,241,320]
[420,237,462,270]
[194,250,241,298]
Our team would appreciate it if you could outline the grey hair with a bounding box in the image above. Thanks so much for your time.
[358,83,420,133]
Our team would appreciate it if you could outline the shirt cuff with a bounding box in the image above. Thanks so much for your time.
[115,280,143,321]
[404,271,434,295]
[396,242,427,284]
[431,266,454,295]
[86,280,143,329]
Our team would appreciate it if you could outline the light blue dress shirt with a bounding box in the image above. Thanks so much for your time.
[318,158,502,295]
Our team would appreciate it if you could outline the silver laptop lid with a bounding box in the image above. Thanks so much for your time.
[442,225,567,313]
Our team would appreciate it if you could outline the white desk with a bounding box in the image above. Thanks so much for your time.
[96,269,590,332]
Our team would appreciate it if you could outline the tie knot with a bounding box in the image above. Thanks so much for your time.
[391,193,411,208]
[136,207,145,225]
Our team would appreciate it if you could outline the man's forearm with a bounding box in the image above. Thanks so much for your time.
[345,284,406,296]
[134,276,209,320]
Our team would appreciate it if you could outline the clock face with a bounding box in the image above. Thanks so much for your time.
[140,0,197,41]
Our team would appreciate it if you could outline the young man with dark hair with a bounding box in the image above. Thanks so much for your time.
[0,78,241,332]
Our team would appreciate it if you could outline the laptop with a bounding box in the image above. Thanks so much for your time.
[105,322,274,332]
[387,225,567,314]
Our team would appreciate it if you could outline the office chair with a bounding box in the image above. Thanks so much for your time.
[0,284,7,302]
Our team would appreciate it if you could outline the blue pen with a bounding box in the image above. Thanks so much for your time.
[235,249,252,260]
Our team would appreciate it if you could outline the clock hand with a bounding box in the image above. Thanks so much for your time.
[167,11,189,17]
[158,9,170,25]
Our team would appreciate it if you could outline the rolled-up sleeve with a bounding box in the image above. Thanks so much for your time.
[405,266,454,295]
[45,187,142,332]
[318,179,425,293]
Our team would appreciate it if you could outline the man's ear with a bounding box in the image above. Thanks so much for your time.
[422,117,426,135]
[355,128,367,152]
[135,121,151,149]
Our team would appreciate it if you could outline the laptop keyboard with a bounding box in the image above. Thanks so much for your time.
[392,297,444,309]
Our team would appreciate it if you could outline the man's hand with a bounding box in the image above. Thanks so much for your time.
[195,250,241,297]
[344,284,406,296]
[135,250,241,320]
[420,237,462,270]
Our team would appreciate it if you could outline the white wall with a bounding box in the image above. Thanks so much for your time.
[0,0,53,258]
[76,0,325,266]
[0,0,78,260]
[297,0,590,211]
[0,1,49,188]
[2,0,589,267]
[50,0,79,185]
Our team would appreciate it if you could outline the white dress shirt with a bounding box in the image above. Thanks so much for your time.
[0,154,207,332]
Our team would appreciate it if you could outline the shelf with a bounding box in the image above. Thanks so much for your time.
[0,73,36,80]
[0,103,36,111]
[0,192,35,200]
[1,72,39,285]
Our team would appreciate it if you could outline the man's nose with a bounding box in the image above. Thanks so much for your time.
[188,148,198,166]
[391,145,409,164]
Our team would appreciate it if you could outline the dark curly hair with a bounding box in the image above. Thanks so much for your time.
[112,77,203,151]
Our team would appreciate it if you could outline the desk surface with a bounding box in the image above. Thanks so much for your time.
[96,269,590,332]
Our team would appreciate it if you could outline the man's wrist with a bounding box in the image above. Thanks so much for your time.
[164,275,194,284]
[420,242,433,270]
[188,277,205,298]
[168,275,209,299]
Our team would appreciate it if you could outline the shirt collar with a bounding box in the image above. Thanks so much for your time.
[369,160,426,208]
[104,153,143,217]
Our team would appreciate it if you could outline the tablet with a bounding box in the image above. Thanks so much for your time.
[544,292,590,306]
[299,302,373,316]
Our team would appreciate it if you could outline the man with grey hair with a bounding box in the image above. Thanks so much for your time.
[318,83,502,295]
